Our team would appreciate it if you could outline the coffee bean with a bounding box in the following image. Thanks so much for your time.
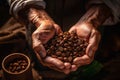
[6,58,28,73]
[68,56,73,62]
[51,54,57,58]
[63,57,68,62]
[56,51,62,56]
[44,32,88,64]
[58,57,63,61]
[58,47,64,52]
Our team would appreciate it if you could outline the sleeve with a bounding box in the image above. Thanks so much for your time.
[87,0,120,25]
[7,0,46,20]
[102,0,120,25]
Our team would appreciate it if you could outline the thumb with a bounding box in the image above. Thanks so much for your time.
[32,32,46,58]
[68,26,76,33]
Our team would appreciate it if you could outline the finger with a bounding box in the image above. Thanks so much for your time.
[54,24,63,34]
[49,65,70,74]
[37,24,55,44]
[71,65,77,72]
[76,24,91,39]
[68,27,76,33]
[48,66,64,72]
[38,29,54,44]
[32,34,46,58]
[63,69,70,74]
[73,55,93,65]
[44,56,64,69]
[38,20,54,30]
[86,29,101,57]
[64,62,71,69]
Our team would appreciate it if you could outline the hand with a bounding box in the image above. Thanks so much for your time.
[27,8,66,72]
[32,20,66,71]
[67,4,111,72]
[69,22,101,71]
[28,8,74,74]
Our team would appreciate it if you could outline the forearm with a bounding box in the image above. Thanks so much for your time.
[79,4,112,28]
[27,7,54,28]
[7,0,46,23]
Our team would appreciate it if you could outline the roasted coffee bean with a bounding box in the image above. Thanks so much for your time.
[68,56,73,62]
[58,47,64,52]
[56,51,62,56]
[51,55,57,58]
[44,32,88,64]
[58,57,63,61]
[6,58,28,73]
[64,43,68,47]
[66,52,70,57]
[63,57,68,62]
[61,53,66,57]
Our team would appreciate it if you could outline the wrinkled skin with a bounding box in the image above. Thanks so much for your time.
[29,7,102,74]
[32,20,72,73]
[68,22,101,72]
[32,21,101,74]
[32,20,100,74]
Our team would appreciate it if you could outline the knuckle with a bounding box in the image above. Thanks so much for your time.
[32,31,38,36]
[86,59,92,65]
[94,30,100,35]
[32,32,39,39]
[86,56,93,65]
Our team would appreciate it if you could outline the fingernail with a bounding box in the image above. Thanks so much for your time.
[64,70,70,74]
[59,65,64,69]
[71,65,77,71]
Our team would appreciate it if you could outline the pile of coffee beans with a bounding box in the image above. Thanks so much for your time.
[6,58,28,73]
[44,32,88,63]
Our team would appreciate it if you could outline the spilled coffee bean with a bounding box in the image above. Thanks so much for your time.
[44,32,88,63]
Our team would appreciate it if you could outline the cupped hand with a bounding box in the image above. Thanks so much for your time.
[32,20,66,71]
[69,22,101,71]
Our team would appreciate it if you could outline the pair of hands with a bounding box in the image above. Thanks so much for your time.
[32,20,101,74]
[27,7,101,74]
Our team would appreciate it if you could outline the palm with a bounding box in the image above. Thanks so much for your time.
[32,21,65,71]
[69,23,101,67]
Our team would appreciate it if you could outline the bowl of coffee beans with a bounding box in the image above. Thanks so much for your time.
[2,53,33,80]
[44,32,88,63]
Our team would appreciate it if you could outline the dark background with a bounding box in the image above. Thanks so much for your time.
[0,1,120,80]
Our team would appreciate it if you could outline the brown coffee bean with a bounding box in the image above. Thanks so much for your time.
[65,52,70,57]
[16,66,21,71]
[44,31,88,64]
[61,53,66,57]
[6,58,28,73]
[63,48,67,51]
[56,51,62,56]
[73,52,77,55]
[63,57,68,62]
[56,43,60,46]
[21,66,25,69]
[13,62,19,66]
[58,47,64,52]
[68,41,72,45]
[57,39,61,43]
[64,43,68,47]
[73,43,77,47]
[58,57,64,61]
[51,54,57,58]
[68,56,73,62]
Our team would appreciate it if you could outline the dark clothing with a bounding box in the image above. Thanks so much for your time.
[44,0,87,31]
